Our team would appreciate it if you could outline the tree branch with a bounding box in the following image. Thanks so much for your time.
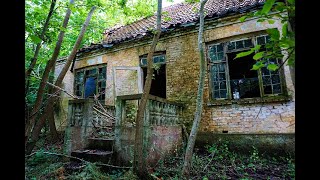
[26,151,132,169]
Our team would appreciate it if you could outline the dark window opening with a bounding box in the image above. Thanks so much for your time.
[84,77,96,98]
[142,64,166,99]
[208,34,284,101]
[74,65,107,101]
[227,52,260,99]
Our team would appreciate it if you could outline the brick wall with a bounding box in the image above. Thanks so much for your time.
[59,14,295,134]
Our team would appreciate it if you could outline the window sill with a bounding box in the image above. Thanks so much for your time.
[207,95,291,106]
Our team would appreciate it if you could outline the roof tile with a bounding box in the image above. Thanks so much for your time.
[79,0,264,53]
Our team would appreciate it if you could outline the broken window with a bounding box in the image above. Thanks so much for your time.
[74,65,107,101]
[207,35,284,100]
[140,54,166,99]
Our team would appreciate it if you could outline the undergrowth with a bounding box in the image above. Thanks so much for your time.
[153,141,295,180]
[26,139,294,180]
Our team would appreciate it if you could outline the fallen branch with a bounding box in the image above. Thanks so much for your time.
[93,106,115,120]
[93,94,115,118]
[31,74,79,99]
[202,151,216,172]
[25,151,132,169]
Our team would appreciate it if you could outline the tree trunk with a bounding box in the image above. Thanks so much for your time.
[284,0,295,89]
[287,12,295,89]
[181,0,208,178]
[48,68,59,141]
[25,0,57,95]
[26,6,96,155]
[25,0,74,147]
[133,0,162,177]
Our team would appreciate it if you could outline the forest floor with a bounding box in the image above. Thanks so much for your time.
[25,136,295,180]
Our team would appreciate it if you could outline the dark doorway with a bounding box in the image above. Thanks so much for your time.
[227,52,260,99]
[142,64,166,99]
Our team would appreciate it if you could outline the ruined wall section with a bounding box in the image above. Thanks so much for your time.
[54,60,74,131]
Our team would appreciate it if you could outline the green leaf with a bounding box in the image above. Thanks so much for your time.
[267,64,279,71]
[268,19,275,24]
[234,49,254,59]
[30,35,42,44]
[282,23,287,37]
[275,3,286,12]
[162,11,169,15]
[287,0,295,5]
[253,52,264,60]
[68,3,76,12]
[266,28,280,41]
[279,38,295,48]
[257,18,266,22]
[251,62,265,70]
[239,16,247,22]
[261,0,276,14]
[252,45,261,51]
[164,16,172,22]
[59,26,67,32]
[279,41,290,48]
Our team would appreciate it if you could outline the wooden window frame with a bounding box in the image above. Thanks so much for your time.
[207,33,287,104]
[74,64,107,101]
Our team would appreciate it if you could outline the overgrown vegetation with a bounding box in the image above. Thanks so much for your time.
[154,141,294,179]
[26,140,294,179]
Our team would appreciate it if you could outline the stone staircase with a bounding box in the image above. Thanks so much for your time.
[66,99,116,164]
[71,138,115,164]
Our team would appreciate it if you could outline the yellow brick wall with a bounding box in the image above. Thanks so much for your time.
[58,15,295,133]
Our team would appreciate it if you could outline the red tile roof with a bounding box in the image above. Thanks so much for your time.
[78,0,265,53]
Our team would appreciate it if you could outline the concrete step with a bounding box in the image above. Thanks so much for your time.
[86,137,115,151]
[71,149,113,163]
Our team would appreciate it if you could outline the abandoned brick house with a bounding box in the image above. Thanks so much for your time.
[55,0,295,163]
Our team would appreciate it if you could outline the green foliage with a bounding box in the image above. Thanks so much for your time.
[267,63,279,71]
[260,0,276,15]
[252,61,265,70]
[234,45,261,59]
[25,0,158,111]
[239,16,247,22]
[253,51,264,60]
[153,141,295,179]
[70,163,110,179]
[30,35,42,44]
[125,102,137,125]
[236,0,295,71]
[266,28,280,41]
[186,0,200,3]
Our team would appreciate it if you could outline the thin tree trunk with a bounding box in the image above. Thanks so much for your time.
[26,6,96,155]
[181,0,208,178]
[285,0,295,89]
[133,0,162,177]
[48,68,59,141]
[25,0,57,95]
[25,0,74,147]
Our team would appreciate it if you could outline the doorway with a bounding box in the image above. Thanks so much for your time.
[142,64,166,99]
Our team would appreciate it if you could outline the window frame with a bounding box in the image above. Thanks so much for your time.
[207,33,287,103]
[74,64,107,101]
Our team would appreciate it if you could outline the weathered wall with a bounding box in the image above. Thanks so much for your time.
[195,133,295,156]
[74,48,140,105]
[54,60,74,131]
[65,14,295,134]
[115,126,182,166]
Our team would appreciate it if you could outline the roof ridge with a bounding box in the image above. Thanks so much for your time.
[79,0,265,53]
